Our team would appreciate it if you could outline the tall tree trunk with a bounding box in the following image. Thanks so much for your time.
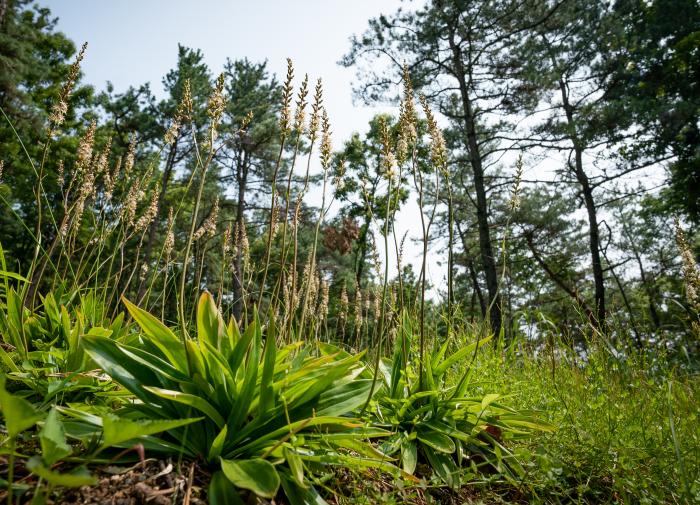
[449,34,502,336]
[622,221,660,329]
[558,77,606,329]
[0,0,8,25]
[456,221,486,318]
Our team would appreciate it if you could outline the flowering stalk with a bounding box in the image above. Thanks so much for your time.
[259,58,294,305]
[362,116,394,413]
[298,103,331,339]
[269,77,308,323]
[178,73,225,336]
[25,43,87,308]
[417,94,445,391]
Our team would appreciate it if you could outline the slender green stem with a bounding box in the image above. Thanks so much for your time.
[7,437,15,505]
[179,136,214,337]
[361,176,392,414]
[259,137,288,304]
[298,165,329,338]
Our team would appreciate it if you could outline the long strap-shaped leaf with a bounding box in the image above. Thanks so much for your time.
[197,292,229,352]
[145,386,226,428]
[122,297,188,373]
[258,315,277,416]
[82,334,161,403]
[227,309,261,430]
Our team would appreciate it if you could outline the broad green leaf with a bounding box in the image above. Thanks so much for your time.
[26,457,96,487]
[3,288,26,356]
[280,474,330,505]
[0,376,43,437]
[417,429,456,454]
[284,447,306,488]
[0,344,19,373]
[121,297,188,372]
[82,335,158,402]
[208,471,246,505]
[284,354,362,408]
[327,437,392,460]
[319,427,394,440]
[39,408,71,465]
[226,316,241,350]
[390,314,411,398]
[85,327,112,338]
[185,339,208,384]
[431,339,450,372]
[119,344,191,384]
[401,438,417,474]
[101,414,202,449]
[423,352,436,392]
[433,335,493,378]
[233,416,363,456]
[481,393,500,410]
[144,387,225,428]
[208,425,228,462]
[423,420,472,442]
[197,292,226,350]
[201,340,235,393]
[220,458,280,499]
[378,359,393,389]
[314,378,373,417]
[423,446,459,488]
[110,311,126,338]
[228,312,259,375]
[0,270,28,282]
[228,311,261,429]
[259,315,277,415]
[502,415,556,432]
[297,451,410,481]
[397,390,437,418]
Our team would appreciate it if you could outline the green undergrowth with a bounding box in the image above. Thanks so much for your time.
[464,339,700,503]
[1,281,697,504]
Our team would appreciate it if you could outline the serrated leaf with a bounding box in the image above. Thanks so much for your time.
[0,376,43,437]
[39,408,71,465]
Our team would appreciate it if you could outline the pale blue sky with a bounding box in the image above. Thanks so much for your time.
[44,0,404,142]
[42,0,446,294]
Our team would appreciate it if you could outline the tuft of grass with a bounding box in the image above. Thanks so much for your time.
[469,336,700,503]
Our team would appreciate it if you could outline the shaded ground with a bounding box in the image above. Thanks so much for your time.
[0,458,206,505]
